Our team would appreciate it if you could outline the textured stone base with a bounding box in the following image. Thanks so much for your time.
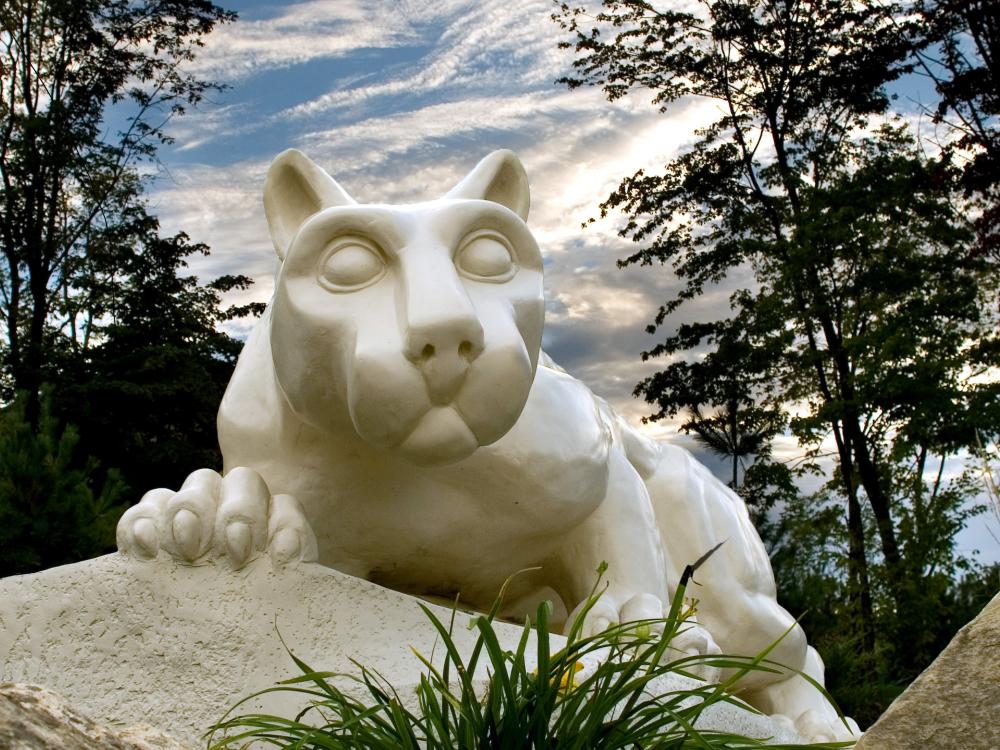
[1,555,804,746]
[855,591,1000,750]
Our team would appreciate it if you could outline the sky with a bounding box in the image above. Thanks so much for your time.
[143,0,1000,564]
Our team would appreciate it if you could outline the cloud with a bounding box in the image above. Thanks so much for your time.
[148,160,275,285]
[182,0,420,82]
[164,0,602,154]
[271,0,571,123]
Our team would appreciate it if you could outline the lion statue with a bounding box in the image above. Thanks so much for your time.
[117,149,857,741]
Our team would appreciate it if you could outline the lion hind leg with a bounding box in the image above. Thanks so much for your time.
[622,424,809,690]
[626,431,861,739]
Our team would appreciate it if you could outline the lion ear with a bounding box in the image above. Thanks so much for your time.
[444,150,530,221]
[264,149,356,259]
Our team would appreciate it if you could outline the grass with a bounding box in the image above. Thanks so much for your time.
[206,559,855,749]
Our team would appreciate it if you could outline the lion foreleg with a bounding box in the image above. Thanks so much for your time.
[545,444,671,637]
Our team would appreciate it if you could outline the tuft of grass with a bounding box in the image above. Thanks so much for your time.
[206,560,854,749]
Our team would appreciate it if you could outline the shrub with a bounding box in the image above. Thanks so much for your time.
[207,563,853,749]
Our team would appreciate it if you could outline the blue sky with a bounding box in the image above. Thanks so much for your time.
[145,0,1000,564]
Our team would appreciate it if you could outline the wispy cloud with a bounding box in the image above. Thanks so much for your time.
[183,0,420,82]
[164,0,586,154]
[272,0,569,122]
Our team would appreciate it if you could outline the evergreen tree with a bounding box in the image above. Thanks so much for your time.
[51,198,262,494]
[0,394,124,576]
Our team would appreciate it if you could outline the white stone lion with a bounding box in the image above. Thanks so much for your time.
[117,149,858,741]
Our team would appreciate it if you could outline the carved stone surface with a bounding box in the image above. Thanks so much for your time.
[112,149,855,740]
[0,555,808,747]
[0,683,190,750]
[854,591,1000,749]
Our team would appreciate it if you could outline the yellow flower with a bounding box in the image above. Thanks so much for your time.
[557,661,585,691]
[533,660,585,692]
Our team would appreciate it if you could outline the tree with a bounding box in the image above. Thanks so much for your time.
[0,1,257,573]
[554,0,1000,696]
[681,401,784,489]
[51,200,262,494]
[0,0,235,427]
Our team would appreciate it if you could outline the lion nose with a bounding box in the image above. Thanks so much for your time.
[406,318,484,404]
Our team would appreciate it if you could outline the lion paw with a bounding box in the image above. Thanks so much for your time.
[669,620,723,682]
[116,467,317,568]
[567,592,665,639]
[787,709,860,743]
[566,593,722,682]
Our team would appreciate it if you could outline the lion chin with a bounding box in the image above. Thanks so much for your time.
[345,376,494,466]
[396,405,479,465]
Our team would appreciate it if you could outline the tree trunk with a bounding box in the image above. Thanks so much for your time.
[822,316,906,604]
[833,422,876,654]
[847,487,876,653]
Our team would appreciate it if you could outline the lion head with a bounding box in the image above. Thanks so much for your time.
[262,149,544,465]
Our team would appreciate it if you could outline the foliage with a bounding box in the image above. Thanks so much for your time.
[768,491,999,724]
[207,566,853,750]
[0,0,236,426]
[739,444,997,726]
[905,0,999,259]
[0,393,124,577]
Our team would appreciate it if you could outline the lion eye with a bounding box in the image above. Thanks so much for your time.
[456,232,516,282]
[318,238,385,291]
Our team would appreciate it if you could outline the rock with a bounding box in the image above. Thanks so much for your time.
[0,683,190,749]
[0,554,806,747]
[855,591,1000,750]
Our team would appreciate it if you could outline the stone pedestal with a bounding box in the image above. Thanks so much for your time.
[1,555,804,746]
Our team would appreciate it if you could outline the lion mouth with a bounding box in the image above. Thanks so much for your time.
[397,405,479,465]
